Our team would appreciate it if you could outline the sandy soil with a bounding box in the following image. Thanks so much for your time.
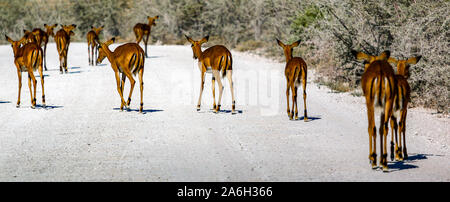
[0,43,448,181]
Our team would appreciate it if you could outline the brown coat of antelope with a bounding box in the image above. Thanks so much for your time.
[352,50,395,171]
[87,25,104,66]
[23,30,37,44]
[276,39,308,121]
[133,16,159,58]
[55,24,76,73]
[185,35,236,114]
[96,38,145,113]
[387,55,421,161]
[30,24,58,71]
[5,35,45,108]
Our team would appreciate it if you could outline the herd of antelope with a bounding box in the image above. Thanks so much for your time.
[3,15,422,172]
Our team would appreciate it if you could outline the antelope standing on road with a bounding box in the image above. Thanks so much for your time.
[55,24,76,74]
[276,39,308,121]
[5,35,46,108]
[352,50,395,171]
[185,35,236,114]
[96,38,145,113]
[387,55,421,161]
[30,24,58,71]
[133,16,159,58]
[87,25,104,66]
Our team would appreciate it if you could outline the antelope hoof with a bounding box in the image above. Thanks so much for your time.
[215,105,221,113]
[31,105,36,109]
[231,110,237,115]
[304,117,308,122]
[371,161,378,170]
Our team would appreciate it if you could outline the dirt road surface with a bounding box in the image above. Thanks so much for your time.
[0,43,448,181]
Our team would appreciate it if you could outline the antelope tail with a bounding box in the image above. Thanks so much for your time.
[221,54,232,78]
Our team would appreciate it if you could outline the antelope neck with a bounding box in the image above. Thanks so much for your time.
[194,46,203,60]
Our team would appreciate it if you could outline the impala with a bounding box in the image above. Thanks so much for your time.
[387,55,421,161]
[55,24,76,73]
[276,39,308,121]
[96,38,145,113]
[31,24,58,71]
[185,35,236,114]
[87,25,104,66]
[133,16,159,58]
[5,35,45,108]
[352,50,395,171]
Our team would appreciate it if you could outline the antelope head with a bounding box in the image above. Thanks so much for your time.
[61,24,77,36]
[44,24,58,37]
[351,50,391,72]
[5,35,25,56]
[388,56,422,79]
[185,35,209,60]
[276,38,300,63]
[147,16,159,26]
[96,37,116,64]
[22,29,36,44]
[91,25,104,35]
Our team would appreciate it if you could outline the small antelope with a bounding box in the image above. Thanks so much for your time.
[276,39,308,121]
[133,16,159,58]
[352,50,395,171]
[5,35,45,108]
[55,24,76,73]
[185,35,236,114]
[387,55,421,161]
[96,38,145,113]
[31,24,58,71]
[87,25,104,66]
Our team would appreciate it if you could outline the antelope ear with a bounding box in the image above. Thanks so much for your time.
[44,24,47,27]
[406,56,421,65]
[276,38,285,47]
[23,29,28,34]
[72,24,77,28]
[387,57,398,65]
[291,40,301,47]
[91,26,94,29]
[185,35,194,43]
[100,25,104,29]
[155,15,159,19]
[378,50,390,60]
[351,50,370,62]
[5,35,13,43]
[199,35,209,44]
[111,37,116,43]
[53,24,58,27]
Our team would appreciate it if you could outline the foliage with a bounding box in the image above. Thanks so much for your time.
[0,0,448,113]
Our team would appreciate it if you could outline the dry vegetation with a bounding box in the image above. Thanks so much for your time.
[0,0,448,113]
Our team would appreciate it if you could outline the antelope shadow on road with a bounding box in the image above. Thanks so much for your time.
[66,70,82,74]
[386,153,440,172]
[197,109,244,114]
[35,104,64,109]
[113,108,164,114]
[0,101,11,104]
[297,115,321,122]
[147,55,165,59]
